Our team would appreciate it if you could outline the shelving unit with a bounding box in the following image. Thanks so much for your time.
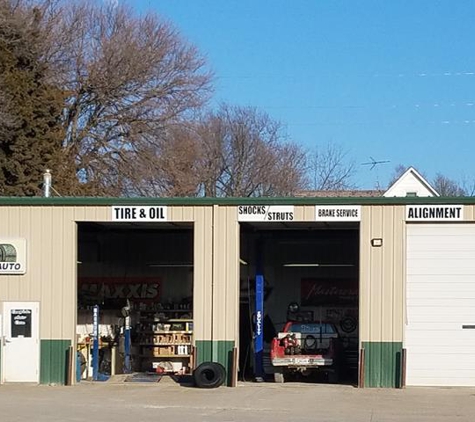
[137,310,193,374]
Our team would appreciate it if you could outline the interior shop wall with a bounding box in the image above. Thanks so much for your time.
[245,265,358,344]
[240,235,358,348]
[78,231,194,309]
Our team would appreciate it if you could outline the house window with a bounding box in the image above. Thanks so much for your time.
[406,192,418,197]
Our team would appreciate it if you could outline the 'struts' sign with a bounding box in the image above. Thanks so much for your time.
[237,205,295,222]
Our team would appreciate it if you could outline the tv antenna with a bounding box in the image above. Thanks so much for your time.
[361,156,390,170]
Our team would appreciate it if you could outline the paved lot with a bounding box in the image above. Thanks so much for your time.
[1,378,475,422]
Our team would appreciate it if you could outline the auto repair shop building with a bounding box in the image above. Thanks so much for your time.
[0,196,474,388]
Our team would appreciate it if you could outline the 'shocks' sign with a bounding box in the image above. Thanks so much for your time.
[238,205,294,222]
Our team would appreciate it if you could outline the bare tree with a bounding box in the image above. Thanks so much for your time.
[460,175,475,196]
[4,0,213,195]
[433,173,466,197]
[307,144,356,190]
[133,104,308,197]
[198,105,308,197]
[121,124,203,197]
[387,164,408,188]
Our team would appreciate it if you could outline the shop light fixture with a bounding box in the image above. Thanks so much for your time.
[148,263,193,268]
[283,263,354,267]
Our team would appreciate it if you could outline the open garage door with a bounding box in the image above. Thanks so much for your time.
[76,222,194,382]
[406,224,475,386]
[239,222,359,385]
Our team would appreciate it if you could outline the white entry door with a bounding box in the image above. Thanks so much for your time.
[406,224,475,386]
[1,302,40,383]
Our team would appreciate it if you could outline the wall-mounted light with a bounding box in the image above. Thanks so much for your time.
[371,238,383,247]
[284,263,320,267]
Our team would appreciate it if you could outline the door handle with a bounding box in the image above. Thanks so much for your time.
[1,336,11,346]
[462,325,475,329]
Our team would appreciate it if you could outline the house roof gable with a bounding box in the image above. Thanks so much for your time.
[383,167,439,197]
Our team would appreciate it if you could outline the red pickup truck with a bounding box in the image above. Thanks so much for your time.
[270,321,341,383]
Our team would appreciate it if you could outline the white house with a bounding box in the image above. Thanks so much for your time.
[384,167,439,197]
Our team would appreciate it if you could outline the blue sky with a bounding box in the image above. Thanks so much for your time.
[130,0,475,189]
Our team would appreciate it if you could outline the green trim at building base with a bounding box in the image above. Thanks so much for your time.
[40,340,71,385]
[195,340,235,386]
[362,341,403,388]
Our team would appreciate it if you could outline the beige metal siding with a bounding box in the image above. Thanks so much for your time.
[464,205,475,220]
[0,206,103,339]
[193,206,213,341]
[4,201,453,356]
[301,203,405,344]
[170,206,196,222]
[212,206,240,342]
[301,205,316,220]
[360,205,405,344]
[0,205,213,343]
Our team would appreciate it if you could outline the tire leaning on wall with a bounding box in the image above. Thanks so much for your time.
[193,362,226,388]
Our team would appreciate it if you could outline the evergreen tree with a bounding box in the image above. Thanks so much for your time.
[0,4,69,196]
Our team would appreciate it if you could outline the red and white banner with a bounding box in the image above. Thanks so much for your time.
[78,277,161,306]
[301,278,358,306]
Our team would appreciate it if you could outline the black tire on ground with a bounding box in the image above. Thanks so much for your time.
[274,370,285,383]
[193,362,226,388]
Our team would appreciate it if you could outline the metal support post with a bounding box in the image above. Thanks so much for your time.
[92,305,99,381]
[254,274,264,381]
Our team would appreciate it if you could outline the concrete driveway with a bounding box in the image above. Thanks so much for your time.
[1,378,475,422]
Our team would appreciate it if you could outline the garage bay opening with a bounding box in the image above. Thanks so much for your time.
[76,222,194,382]
[239,223,359,385]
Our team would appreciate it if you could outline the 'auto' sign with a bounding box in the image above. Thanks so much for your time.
[0,238,26,275]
